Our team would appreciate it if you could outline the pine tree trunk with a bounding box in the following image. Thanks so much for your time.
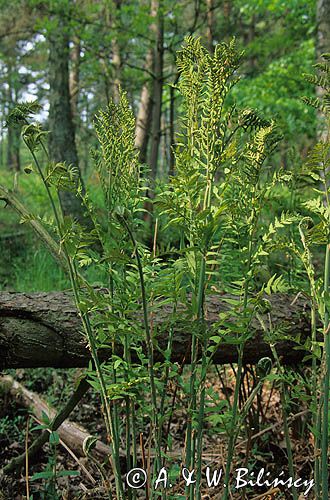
[69,36,80,123]
[0,291,315,368]
[316,0,330,59]
[206,0,215,51]
[316,0,330,140]
[168,84,176,177]
[6,63,20,171]
[134,0,161,164]
[48,14,86,222]
[111,0,122,104]
[135,80,153,163]
[149,0,164,182]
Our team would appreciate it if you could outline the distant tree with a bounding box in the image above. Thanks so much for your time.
[47,4,87,222]
[134,0,160,164]
[5,58,21,171]
[317,0,330,59]
[149,0,164,182]
[316,0,330,139]
[69,35,81,123]
[0,1,33,171]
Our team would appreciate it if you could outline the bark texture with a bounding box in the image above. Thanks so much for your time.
[206,0,215,52]
[6,62,20,171]
[69,35,81,121]
[134,66,153,163]
[316,0,330,140]
[48,14,85,222]
[134,0,161,165]
[149,0,164,181]
[110,0,122,104]
[0,291,313,369]
[316,0,330,60]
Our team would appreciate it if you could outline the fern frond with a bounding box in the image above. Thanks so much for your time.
[93,90,141,215]
[303,54,330,118]
[238,108,271,131]
[6,101,42,126]
[45,162,80,192]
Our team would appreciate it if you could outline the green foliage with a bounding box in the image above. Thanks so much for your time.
[92,91,142,215]
[3,36,325,499]
[30,422,79,500]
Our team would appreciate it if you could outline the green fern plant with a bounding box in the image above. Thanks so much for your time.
[300,54,330,500]
[159,35,284,499]
[2,38,303,500]
[265,53,330,500]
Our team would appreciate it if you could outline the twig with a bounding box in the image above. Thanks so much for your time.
[58,438,96,484]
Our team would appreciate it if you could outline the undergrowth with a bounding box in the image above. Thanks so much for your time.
[1,38,329,499]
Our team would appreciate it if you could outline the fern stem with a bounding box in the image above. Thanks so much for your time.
[195,254,207,499]
[321,242,330,499]
[117,214,161,471]
[223,210,255,500]
[25,142,124,498]
[270,343,298,500]
[223,345,244,499]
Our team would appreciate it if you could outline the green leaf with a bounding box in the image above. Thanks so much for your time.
[57,470,80,477]
[49,431,60,445]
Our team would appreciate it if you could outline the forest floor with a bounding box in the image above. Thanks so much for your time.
[0,366,314,499]
[0,222,315,499]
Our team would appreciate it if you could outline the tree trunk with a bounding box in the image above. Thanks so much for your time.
[168,83,175,177]
[316,0,330,140]
[206,0,215,51]
[6,63,20,172]
[69,35,81,122]
[48,14,86,222]
[316,0,330,60]
[0,291,314,369]
[134,0,160,164]
[111,0,122,104]
[6,121,20,172]
[101,0,122,104]
[134,71,153,163]
[149,0,164,182]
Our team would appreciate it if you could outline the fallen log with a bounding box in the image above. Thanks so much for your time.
[0,375,111,465]
[0,291,313,368]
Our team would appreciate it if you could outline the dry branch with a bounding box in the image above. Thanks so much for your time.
[0,374,110,471]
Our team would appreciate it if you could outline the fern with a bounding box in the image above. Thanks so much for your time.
[6,100,42,126]
[302,53,330,118]
[92,91,143,217]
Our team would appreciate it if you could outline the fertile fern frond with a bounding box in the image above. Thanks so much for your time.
[174,36,245,183]
[305,142,330,175]
[158,37,280,249]
[314,61,330,74]
[301,96,322,110]
[240,123,281,183]
[303,73,329,91]
[93,91,141,215]
[21,123,49,152]
[176,35,210,103]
